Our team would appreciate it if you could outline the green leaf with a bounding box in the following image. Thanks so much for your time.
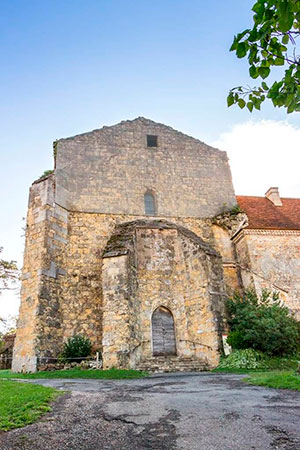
[238,99,246,109]
[227,94,235,107]
[274,57,284,66]
[249,65,259,79]
[236,42,248,58]
[284,93,295,107]
[258,66,270,79]
[248,44,259,64]
[230,37,237,52]
[261,59,270,68]
[247,102,254,112]
[236,29,250,41]
[278,1,294,32]
[253,97,261,110]
[252,1,264,18]
[248,28,259,42]
[261,81,269,91]
[265,8,274,20]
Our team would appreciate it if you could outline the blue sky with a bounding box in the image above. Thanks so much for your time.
[0,0,299,321]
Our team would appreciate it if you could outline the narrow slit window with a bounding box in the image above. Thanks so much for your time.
[147,135,158,147]
[144,192,156,215]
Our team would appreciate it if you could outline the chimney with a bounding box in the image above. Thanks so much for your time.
[265,187,282,206]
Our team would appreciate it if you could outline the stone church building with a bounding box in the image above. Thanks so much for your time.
[12,118,300,373]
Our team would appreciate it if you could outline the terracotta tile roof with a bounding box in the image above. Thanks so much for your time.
[236,196,300,230]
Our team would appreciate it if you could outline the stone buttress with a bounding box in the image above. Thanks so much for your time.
[12,175,68,372]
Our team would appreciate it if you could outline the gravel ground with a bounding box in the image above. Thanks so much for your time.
[1,373,300,450]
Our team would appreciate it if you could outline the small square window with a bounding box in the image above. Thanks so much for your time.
[147,135,158,147]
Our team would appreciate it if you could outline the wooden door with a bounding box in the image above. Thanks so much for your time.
[152,307,176,356]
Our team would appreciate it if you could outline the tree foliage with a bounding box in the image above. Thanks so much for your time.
[228,0,300,113]
[226,290,300,356]
[0,248,18,334]
[0,247,18,293]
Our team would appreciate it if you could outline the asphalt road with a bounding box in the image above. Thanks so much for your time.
[1,373,300,450]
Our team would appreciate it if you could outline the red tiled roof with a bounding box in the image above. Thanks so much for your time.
[236,196,300,230]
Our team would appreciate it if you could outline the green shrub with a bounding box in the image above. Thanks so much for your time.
[227,289,300,357]
[61,335,92,362]
[218,349,267,369]
[226,330,244,349]
[218,349,299,371]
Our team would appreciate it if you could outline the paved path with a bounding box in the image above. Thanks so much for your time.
[1,373,300,450]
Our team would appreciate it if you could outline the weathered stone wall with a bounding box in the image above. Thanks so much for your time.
[12,176,68,372]
[102,255,133,368]
[55,117,236,218]
[212,225,240,295]
[102,221,227,369]
[14,192,236,372]
[13,118,240,372]
[234,230,300,318]
[60,212,236,357]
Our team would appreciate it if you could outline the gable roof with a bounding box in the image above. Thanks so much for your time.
[237,195,300,230]
[57,117,220,153]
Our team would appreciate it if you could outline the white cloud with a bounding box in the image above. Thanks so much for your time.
[211,120,300,197]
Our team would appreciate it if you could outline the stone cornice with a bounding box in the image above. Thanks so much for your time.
[232,228,300,244]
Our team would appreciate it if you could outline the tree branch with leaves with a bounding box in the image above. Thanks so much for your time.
[0,247,18,292]
[228,0,300,113]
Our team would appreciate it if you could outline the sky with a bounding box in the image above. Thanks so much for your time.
[0,0,299,324]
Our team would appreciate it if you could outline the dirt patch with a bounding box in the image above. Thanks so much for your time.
[265,425,300,450]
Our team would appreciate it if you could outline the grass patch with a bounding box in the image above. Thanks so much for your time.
[0,380,60,431]
[244,370,300,391]
[212,367,263,374]
[212,350,300,390]
[0,368,148,380]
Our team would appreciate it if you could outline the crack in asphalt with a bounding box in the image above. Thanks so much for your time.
[100,412,147,426]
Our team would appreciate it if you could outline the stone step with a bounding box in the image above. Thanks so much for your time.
[136,356,210,373]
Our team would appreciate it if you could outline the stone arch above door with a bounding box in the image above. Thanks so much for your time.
[152,306,176,356]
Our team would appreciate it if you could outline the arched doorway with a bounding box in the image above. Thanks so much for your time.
[152,307,176,356]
